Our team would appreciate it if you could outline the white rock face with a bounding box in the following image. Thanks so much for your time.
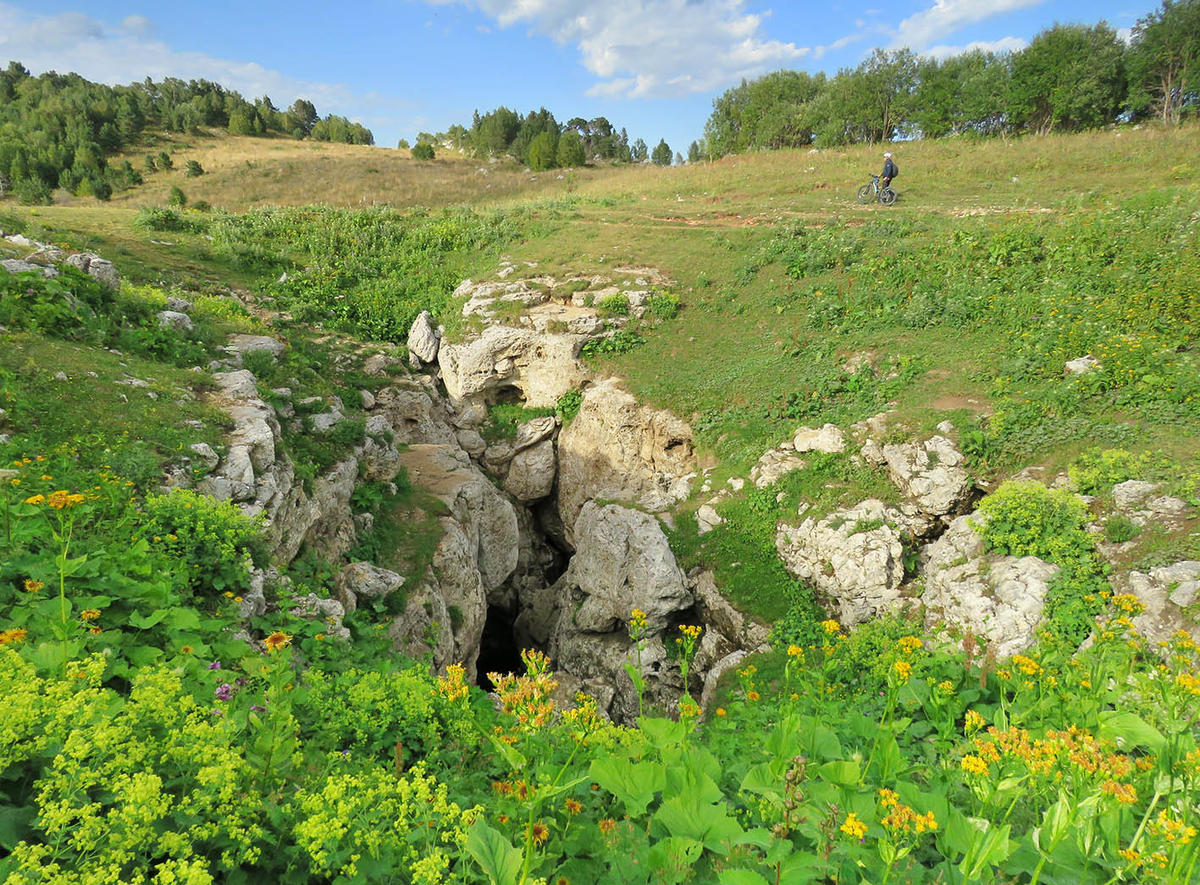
[64,252,120,289]
[1112,480,1161,511]
[407,310,441,366]
[921,514,1060,659]
[775,499,906,627]
[1120,561,1200,646]
[548,503,695,721]
[793,424,846,454]
[556,378,695,544]
[227,334,286,362]
[881,435,973,530]
[697,504,724,535]
[335,561,405,613]
[750,448,808,489]
[505,439,556,502]
[1065,355,1101,375]
[438,324,589,410]
[156,310,194,333]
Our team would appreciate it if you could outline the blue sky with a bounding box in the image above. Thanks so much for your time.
[0,1,1158,155]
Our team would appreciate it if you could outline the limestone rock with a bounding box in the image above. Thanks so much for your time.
[696,504,724,535]
[881,435,973,528]
[556,378,695,544]
[65,253,120,289]
[438,324,589,411]
[1119,562,1200,646]
[374,384,461,448]
[407,310,441,366]
[157,310,194,333]
[514,416,556,451]
[775,499,905,627]
[750,448,808,489]
[1065,355,1101,375]
[363,353,400,376]
[335,561,405,613]
[504,439,556,503]
[166,297,194,313]
[456,428,487,456]
[1112,480,1161,511]
[793,423,846,454]
[227,334,285,362]
[188,443,219,471]
[921,514,1060,659]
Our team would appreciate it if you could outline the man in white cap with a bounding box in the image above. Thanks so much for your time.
[881,151,897,188]
[878,151,897,188]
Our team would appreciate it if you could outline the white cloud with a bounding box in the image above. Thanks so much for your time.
[890,0,1045,50]
[0,3,410,121]
[427,0,808,98]
[923,35,1028,59]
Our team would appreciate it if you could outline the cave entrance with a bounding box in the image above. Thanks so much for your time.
[476,605,525,691]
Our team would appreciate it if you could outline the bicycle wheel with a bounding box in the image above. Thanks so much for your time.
[880,188,897,206]
[856,184,873,204]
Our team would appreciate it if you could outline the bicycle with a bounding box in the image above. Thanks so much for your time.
[857,174,896,206]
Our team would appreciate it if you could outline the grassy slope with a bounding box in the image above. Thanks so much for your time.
[5,123,1199,623]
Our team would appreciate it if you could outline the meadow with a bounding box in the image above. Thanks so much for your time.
[1,122,1199,883]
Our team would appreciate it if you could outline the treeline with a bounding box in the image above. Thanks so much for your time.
[0,61,374,204]
[701,0,1200,157]
[437,107,675,169]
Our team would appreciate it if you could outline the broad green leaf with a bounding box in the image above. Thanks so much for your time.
[590,757,665,817]
[128,609,168,629]
[1097,710,1165,752]
[817,759,860,786]
[719,870,770,885]
[487,733,527,772]
[465,820,522,885]
[639,716,687,749]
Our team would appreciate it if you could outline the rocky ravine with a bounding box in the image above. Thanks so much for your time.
[42,241,1191,723]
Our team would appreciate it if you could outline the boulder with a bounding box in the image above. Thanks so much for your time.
[374,383,461,448]
[556,502,692,634]
[793,423,846,454]
[166,297,194,313]
[775,499,905,627]
[881,435,973,529]
[437,324,589,410]
[696,504,724,535]
[188,442,220,471]
[504,439,556,503]
[1112,480,1161,511]
[750,448,808,489]
[335,561,405,613]
[65,253,120,289]
[407,310,441,366]
[921,513,1060,659]
[1119,562,1200,646]
[363,353,401,376]
[156,310,194,333]
[1065,355,1101,375]
[2,258,55,278]
[556,378,695,544]
[227,334,286,362]
[514,416,556,451]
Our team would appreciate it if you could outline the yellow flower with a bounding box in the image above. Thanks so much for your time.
[224,591,234,598]
[892,660,912,683]
[0,628,28,645]
[565,798,583,815]
[961,755,989,775]
[315,633,325,641]
[938,681,954,693]
[898,636,923,655]
[40,474,52,481]
[22,494,45,505]
[678,624,702,640]
[80,609,101,621]
[1174,673,1200,696]
[264,631,292,653]
[840,812,868,840]
[1111,593,1145,615]
[821,619,841,634]
[529,822,549,845]
[179,645,193,654]
[715,707,727,717]
[598,818,616,834]
[878,788,899,809]
[1013,655,1041,676]
[747,690,760,702]
[787,644,803,657]
[964,710,986,733]
[23,579,44,593]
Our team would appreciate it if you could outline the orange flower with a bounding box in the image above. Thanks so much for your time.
[598,818,616,834]
[264,631,292,653]
[529,822,549,845]
[0,628,28,644]
[564,798,582,815]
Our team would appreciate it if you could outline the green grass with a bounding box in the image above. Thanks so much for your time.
[0,333,227,488]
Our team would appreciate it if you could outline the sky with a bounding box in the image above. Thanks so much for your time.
[0,0,1158,155]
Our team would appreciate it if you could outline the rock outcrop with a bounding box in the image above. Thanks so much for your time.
[555,378,695,545]
[875,436,974,536]
[775,499,906,627]
[921,513,1060,658]
[1116,561,1200,646]
[407,310,441,367]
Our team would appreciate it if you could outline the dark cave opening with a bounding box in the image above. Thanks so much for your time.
[476,604,525,691]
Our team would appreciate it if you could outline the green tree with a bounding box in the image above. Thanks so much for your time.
[1126,0,1200,124]
[1009,23,1127,134]
[157,151,174,170]
[397,138,410,149]
[227,109,255,136]
[168,185,186,208]
[184,160,204,178]
[632,138,648,161]
[687,141,701,163]
[411,142,435,160]
[288,99,319,136]
[555,130,586,167]
[704,69,826,156]
[527,130,559,171]
[651,139,672,165]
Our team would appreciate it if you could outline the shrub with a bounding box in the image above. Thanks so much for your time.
[157,151,173,170]
[556,389,584,422]
[647,290,681,319]
[596,293,630,315]
[168,186,187,208]
[140,488,263,598]
[411,142,435,160]
[184,159,205,177]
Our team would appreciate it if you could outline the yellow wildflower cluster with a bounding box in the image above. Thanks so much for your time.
[490,650,558,732]
[436,663,469,703]
[840,812,868,839]
[80,609,101,622]
[1149,810,1197,846]
[969,725,1138,799]
[628,608,648,640]
[880,801,938,835]
[787,644,803,658]
[961,755,989,776]
[821,619,841,635]
[1111,593,1146,616]
[897,636,923,655]
[677,624,702,641]
[1174,672,1200,696]
[0,628,28,645]
[263,632,292,653]
[964,710,986,734]
[1012,655,1041,676]
[892,660,912,684]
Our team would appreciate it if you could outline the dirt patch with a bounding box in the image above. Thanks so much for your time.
[931,394,993,416]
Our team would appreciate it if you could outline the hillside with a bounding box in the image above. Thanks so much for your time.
[2,124,1200,884]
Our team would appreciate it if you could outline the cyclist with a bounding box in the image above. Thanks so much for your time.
[881,151,898,189]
